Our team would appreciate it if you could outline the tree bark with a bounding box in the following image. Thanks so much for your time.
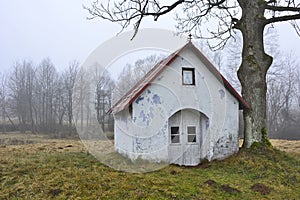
[237,1,273,148]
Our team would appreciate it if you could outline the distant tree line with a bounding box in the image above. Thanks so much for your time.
[0,58,115,137]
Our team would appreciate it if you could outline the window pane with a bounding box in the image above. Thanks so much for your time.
[171,135,180,143]
[188,135,196,143]
[182,68,195,85]
[171,127,179,135]
[171,127,180,143]
[183,71,193,84]
[187,126,196,143]
[187,127,196,135]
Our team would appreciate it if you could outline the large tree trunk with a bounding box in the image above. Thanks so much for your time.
[237,1,273,148]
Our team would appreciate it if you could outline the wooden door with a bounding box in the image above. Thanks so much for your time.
[168,109,201,166]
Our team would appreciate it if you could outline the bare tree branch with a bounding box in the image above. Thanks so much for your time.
[83,0,187,39]
[84,0,300,43]
[266,13,300,24]
[266,5,300,12]
[290,20,300,36]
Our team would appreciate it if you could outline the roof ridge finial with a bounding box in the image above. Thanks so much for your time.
[188,33,192,42]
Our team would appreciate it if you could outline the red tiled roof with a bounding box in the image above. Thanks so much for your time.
[108,42,250,114]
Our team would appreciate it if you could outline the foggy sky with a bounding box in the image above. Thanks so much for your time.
[1,1,299,73]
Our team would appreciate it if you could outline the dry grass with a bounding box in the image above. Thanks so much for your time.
[0,132,299,199]
[270,139,300,154]
[0,133,86,154]
[239,139,300,155]
[1,133,299,155]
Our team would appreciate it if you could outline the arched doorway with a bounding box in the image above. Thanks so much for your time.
[168,109,207,166]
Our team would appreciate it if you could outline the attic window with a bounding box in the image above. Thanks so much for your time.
[182,68,195,85]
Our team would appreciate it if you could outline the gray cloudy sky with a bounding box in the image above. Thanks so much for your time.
[1,1,300,73]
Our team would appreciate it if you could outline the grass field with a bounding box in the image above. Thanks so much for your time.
[0,133,299,199]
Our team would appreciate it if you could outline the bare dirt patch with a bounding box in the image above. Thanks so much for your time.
[221,184,241,194]
[48,189,63,197]
[250,183,272,195]
[204,180,217,187]
[204,180,241,194]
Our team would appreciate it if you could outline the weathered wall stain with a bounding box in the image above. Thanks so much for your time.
[152,94,161,104]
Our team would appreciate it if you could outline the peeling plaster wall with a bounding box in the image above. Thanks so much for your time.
[114,47,240,164]
[211,91,239,160]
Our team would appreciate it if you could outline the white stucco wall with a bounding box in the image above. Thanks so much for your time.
[114,47,240,164]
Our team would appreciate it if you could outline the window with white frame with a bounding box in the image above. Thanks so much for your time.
[171,126,180,143]
[187,126,196,143]
[182,68,195,85]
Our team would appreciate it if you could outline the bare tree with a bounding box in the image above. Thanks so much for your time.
[84,0,300,147]
[279,55,298,129]
[7,60,35,132]
[8,60,34,132]
[267,72,286,133]
[2,58,84,136]
[0,73,9,132]
[25,62,36,132]
[113,54,165,103]
[297,70,300,108]
[62,60,79,127]
[53,75,66,125]
[35,58,58,132]
[73,67,90,131]
[94,67,115,131]
[214,34,243,92]
[76,67,95,130]
[267,53,299,134]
